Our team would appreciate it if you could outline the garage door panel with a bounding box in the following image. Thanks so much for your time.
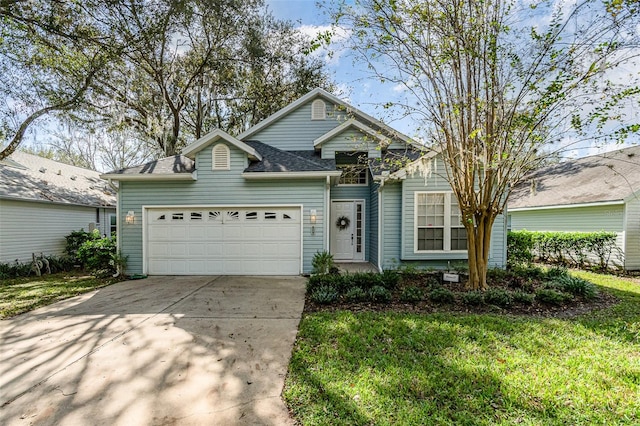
[146,207,301,275]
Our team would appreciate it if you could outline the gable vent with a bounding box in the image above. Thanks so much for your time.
[212,143,230,170]
[311,99,326,120]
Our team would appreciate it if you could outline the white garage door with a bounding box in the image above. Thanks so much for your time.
[145,207,301,275]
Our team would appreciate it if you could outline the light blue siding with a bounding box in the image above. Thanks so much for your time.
[381,182,403,270]
[250,101,346,151]
[119,142,325,275]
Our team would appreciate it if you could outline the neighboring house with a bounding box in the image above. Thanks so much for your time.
[509,145,640,270]
[101,88,507,275]
[0,151,116,264]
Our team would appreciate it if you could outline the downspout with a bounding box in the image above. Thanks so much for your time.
[325,176,331,251]
[110,178,122,278]
[378,178,385,272]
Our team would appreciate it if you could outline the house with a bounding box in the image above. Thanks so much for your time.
[101,88,507,275]
[508,145,640,270]
[0,151,117,264]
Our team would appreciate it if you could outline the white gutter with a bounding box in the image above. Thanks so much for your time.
[99,172,197,181]
[325,176,331,251]
[242,171,342,179]
[509,199,624,212]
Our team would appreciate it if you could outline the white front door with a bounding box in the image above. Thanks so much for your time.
[330,201,365,261]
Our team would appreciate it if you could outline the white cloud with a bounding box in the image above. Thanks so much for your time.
[295,24,352,66]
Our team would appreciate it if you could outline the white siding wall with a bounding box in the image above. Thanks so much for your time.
[0,199,114,263]
[624,198,640,270]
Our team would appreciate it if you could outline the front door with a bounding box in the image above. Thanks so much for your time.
[330,200,365,261]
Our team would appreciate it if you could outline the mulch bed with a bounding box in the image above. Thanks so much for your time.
[304,271,620,318]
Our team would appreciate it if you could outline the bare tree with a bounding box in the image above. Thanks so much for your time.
[334,0,640,289]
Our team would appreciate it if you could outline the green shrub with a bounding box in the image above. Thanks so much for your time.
[369,285,392,303]
[400,286,423,302]
[424,275,441,287]
[428,287,455,304]
[510,264,546,280]
[307,274,344,292]
[311,251,335,275]
[461,291,484,306]
[76,235,122,275]
[310,285,339,304]
[545,266,569,279]
[550,275,598,299]
[536,288,572,305]
[484,288,512,307]
[380,269,400,289]
[512,291,535,305]
[345,287,367,302]
[348,272,384,291]
[506,230,535,266]
[64,229,100,260]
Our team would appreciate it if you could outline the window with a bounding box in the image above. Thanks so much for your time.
[338,166,368,185]
[265,212,277,220]
[415,192,467,252]
[212,144,230,170]
[172,212,184,220]
[109,214,117,235]
[336,151,368,186]
[311,99,326,120]
[245,211,258,220]
[190,212,203,220]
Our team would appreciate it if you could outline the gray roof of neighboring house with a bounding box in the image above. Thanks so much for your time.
[106,155,195,175]
[509,145,640,209]
[0,151,116,207]
[244,141,335,172]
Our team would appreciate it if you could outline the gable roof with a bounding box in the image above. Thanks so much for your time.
[509,145,640,210]
[0,151,115,207]
[182,128,261,160]
[236,88,416,146]
[100,155,196,181]
[313,119,391,148]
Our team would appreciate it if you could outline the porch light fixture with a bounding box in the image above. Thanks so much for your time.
[125,211,135,224]
[310,209,317,236]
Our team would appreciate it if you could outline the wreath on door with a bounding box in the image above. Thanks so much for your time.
[336,215,350,230]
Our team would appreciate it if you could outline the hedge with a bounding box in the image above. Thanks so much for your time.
[507,230,621,270]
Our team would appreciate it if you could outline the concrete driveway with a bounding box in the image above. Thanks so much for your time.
[0,275,306,425]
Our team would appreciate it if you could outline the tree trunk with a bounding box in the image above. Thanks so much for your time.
[465,213,496,290]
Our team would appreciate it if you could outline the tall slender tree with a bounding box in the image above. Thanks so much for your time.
[334,0,639,289]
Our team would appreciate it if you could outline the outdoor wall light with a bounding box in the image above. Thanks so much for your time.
[125,211,135,224]
[310,209,317,235]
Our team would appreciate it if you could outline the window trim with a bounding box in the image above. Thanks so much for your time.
[108,213,117,236]
[212,143,231,170]
[414,191,467,254]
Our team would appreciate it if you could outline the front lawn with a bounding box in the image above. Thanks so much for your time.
[284,271,640,425]
[0,272,122,319]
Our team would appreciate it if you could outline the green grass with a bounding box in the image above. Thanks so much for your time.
[0,272,121,319]
[284,272,640,425]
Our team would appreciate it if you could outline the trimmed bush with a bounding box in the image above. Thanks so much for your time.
[512,291,535,305]
[345,287,367,302]
[310,285,339,304]
[507,230,620,270]
[428,287,455,304]
[461,291,484,306]
[536,288,572,305]
[400,286,423,302]
[369,285,392,303]
[484,288,512,308]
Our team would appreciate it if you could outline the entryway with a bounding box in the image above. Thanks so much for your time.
[330,200,365,261]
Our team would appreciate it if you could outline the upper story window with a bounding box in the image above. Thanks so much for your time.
[415,192,467,252]
[212,144,230,170]
[336,151,368,186]
[311,99,326,120]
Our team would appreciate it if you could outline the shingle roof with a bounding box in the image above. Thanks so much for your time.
[243,141,335,172]
[369,148,428,176]
[0,151,115,207]
[105,155,195,176]
[509,145,640,209]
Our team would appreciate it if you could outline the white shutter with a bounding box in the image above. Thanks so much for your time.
[212,144,230,170]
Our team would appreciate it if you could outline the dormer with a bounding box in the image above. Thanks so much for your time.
[314,119,392,160]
